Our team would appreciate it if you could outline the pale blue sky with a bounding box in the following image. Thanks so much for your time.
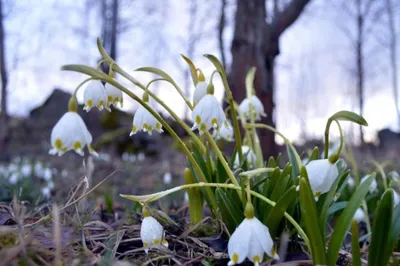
[3,0,399,142]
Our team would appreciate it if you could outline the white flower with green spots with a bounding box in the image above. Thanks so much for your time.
[130,104,163,136]
[228,217,279,265]
[105,83,123,108]
[49,112,97,156]
[83,80,108,112]
[191,94,226,135]
[239,95,266,121]
[140,215,168,254]
[213,120,234,141]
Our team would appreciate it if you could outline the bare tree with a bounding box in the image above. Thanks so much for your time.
[228,0,311,158]
[385,0,399,128]
[100,0,119,73]
[0,0,8,153]
[333,0,386,144]
[218,0,227,69]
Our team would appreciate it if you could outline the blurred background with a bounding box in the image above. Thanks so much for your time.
[0,0,399,203]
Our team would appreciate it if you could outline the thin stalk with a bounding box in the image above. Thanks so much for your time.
[324,118,333,159]
[205,132,239,187]
[73,77,93,98]
[120,182,310,250]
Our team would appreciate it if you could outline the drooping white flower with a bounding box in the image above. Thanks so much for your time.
[163,172,172,185]
[193,81,208,106]
[140,214,168,253]
[361,175,378,193]
[49,112,97,156]
[347,176,355,187]
[234,146,257,169]
[83,80,108,112]
[191,94,226,135]
[228,217,279,265]
[130,104,163,136]
[213,120,234,141]
[239,95,266,121]
[105,83,123,108]
[305,159,339,198]
[353,208,366,223]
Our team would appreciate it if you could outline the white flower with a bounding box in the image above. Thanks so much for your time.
[140,215,168,253]
[163,172,172,185]
[49,112,97,156]
[305,159,339,198]
[228,217,279,265]
[213,120,234,141]
[43,168,52,181]
[361,175,377,193]
[234,146,257,168]
[105,83,123,108]
[193,81,208,106]
[21,164,32,177]
[130,104,163,136]
[191,94,226,135]
[239,95,266,121]
[9,173,19,184]
[353,208,366,223]
[83,80,108,112]
[347,176,355,187]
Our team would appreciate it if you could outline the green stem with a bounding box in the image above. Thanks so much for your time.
[204,132,239,187]
[96,43,206,154]
[120,182,310,250]
[246,123,302,169]
[333,120,344,156]
[371,160,388,190]
[361,200,372,233]
[324,118,333,159]
[73,77,93,98]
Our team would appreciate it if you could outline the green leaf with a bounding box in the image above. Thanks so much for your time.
[351,221,362,266]
[327,173,376,266]
[62,64,110,80]
[287,144,301,180]
[368,189,394,266]
[265,186,297,238]
[329,111,368,126]
[389,195,400,253]
[203,54,227,78]
[181,54,198,86]
[318,170,350,235]
[327,201,348,216]
[308,146,319,162]
[135,67,174,82]
[215,188,243,232]
[299,177,326,264]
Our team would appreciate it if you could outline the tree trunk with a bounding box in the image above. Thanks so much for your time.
[100,0,119,74]
[229,0,310,158]
[356,0,365,144]
[386,0,399,129]
[0,0,8,154]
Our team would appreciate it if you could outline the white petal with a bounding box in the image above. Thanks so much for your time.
[251,218,278,259]
[306,159,332,195]
[228,219,252,265]
[105,82,123,107]
[361,175,378,193]
[140,216,164,248]
[83,80,107,111]
[247,230,265,265]
[193,81,208,105]
[353,208,366,222]
[394,191,400,206]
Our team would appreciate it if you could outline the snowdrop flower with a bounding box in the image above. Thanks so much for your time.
[49,112,97,156]
[193,81,208,106]
[163,172,172,185]
[43,168,52,181]
[191,95,226,135]
[234,146,257,168]
[105,83,123,108]
[9,173,19,184]
[305,159,339,199]
[130,103,163,136]
[239,95,266,121]
[361,175,377,193]
[140,207,168,253]
[21,164,32,177]
[353,208,366,223]
[83,80,108,112]
[213,120,234,141]
[347,176,355,187]
[228,205,279,265]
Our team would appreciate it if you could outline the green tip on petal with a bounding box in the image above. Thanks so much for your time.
[328,152,339,164]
